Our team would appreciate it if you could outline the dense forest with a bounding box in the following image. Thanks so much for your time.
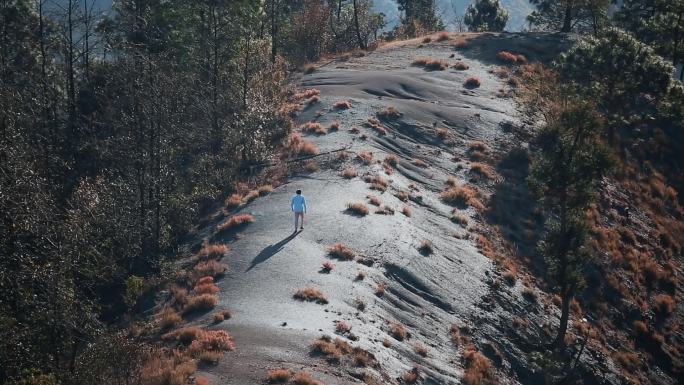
[1,0,682,384]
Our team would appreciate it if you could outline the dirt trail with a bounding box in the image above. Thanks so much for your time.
[191,33,599,385]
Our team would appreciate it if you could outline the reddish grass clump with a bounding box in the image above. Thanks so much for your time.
[158,307,183,330]
[368,195,382,206]
[346,202,369,216]
[403,368,420,384]
[413,342,428,357]
[217,213,254,232]
[402,205,412,217]
[418,239,434,255]
[462,347,497,385]
[294,88,320,99]
[452,61,469,70]
[453,39,469,49]
[311,336,352,363]
[329,121,340,131]
[470,162,495,179]
[225,193,243,208]
[357,151,373,164]
[212,309,232,323]
[301,121,327,135]
[422,36,432,43]
[464,76,481,88]
[412,158,428,168]
[336,321,352,333]
[441,186,483,210]
[341,168,357,179]
[187,329,236,357]
[328,243,356,260]
[193,260,228,278]
[140,354,197,385]
[384,154,398,166]
[653,294,675,317]
[266,368,292,383]
[183,294,219,314]
[436,127,448,140]
[293,371,324,385]
[197,242,229,260]
[333,100,352,110]
[412,57,448,71]
[321,261,335,272]
[375,282,388,296]
[194,282,219,295]
[436,31,450,41]
[389,322,407,341]
[377,106,402,120]
[294,287,329,304]
[451,211,469,227]
[365,117,388,135]
[364,174,390,191]
[497,50,527,64]
[288,133,319,156]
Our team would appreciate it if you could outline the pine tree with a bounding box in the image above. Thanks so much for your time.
[527,0,610,33]
[463,0,509,32]
[528,103,612,349]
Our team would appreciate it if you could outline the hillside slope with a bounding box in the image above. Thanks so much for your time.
[177,33,679,385]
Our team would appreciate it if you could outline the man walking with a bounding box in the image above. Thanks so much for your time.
[291,189,307,232]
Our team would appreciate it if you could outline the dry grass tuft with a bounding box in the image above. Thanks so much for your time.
[453,39,469,49]
[304,160,319,172]
[328,243,357,260]
[288,133,320,156]
[356,270,367,281]
[225,193,243,208]
[294,88,320,99]
[217,213,254,232]
[294,287,329,304]
[365,117,388,135]
[422,36,432,43]
[497,50,527,64]
[653,294,675,317]
[140,354,197,385]
[364,175,389,191]
[412,158,428,168]
[389,322,407,341]
[384,154,398,166]
[453,61,469,70]
[377,106,402,120]
[187,329,236,357]
[158,307,183,330]
[375,282,389,296]
[329,121,340,131]
[333,100,352,110]
[413,342,428,357]
[321,261,335,272]
[464,76,481,88]
[193,260,228,278]
[346,202,369,216]
[375,205,395,215]
[197,243,229,261]
[303,64,316,74]
[193,282,219,295]
[412,57,448,70]
[301,121,327,135]
[419,239,434,255]
[267,368,292,383]
[293,371,324,385]
[402,205,412,217]
[469,162,495,179]
[311,336,352,363]
[451,211,469,227]
[403,368,420,384]
[341,168,357,179]
[436,127,449,140]
[436,31,450,41]
[183,294,219,314]
[441,186,483,210]
[357,151,373,164]
[368,195,382,206]
[212,309,232,323]
[462,347,497,385]
[335,321,352,333]
[394,191,409,203]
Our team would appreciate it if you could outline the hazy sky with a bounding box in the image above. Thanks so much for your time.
[53,0,534,32]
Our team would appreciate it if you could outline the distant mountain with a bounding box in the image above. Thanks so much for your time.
[372,0,534,32]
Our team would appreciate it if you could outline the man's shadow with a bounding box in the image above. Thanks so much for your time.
[246,231,299,271]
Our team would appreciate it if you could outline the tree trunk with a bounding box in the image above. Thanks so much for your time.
[352,0,366,49]
[561,5,573,33]
[553,289,571,348]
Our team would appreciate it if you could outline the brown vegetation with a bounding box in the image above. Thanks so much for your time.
[328,243,357,260]
[193,260,228,278]
[418,239,434,255]
[389,322,407,341]
[497,50,527,64]
[288,133,320,156]
[412,57,448,70]
[293,287,329,304]
[462,347,498,385]
[183,294,218,314]
[441,186,484,210]
[377,106,402,120]
[158,307,183,330]
[452,61,469,70]
[346,202,369,216]
[217,213,254,232]
[357,151,373,164]
[464,76,481,88]
[402,205,412,217]
[364,175,389,191]
[333,100,352,110]
[293,371,324,385]
[301,121,327,135]
[368,195,382,206]
[266,368,292,383]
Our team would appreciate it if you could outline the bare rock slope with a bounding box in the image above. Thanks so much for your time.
[190,33,627,385]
